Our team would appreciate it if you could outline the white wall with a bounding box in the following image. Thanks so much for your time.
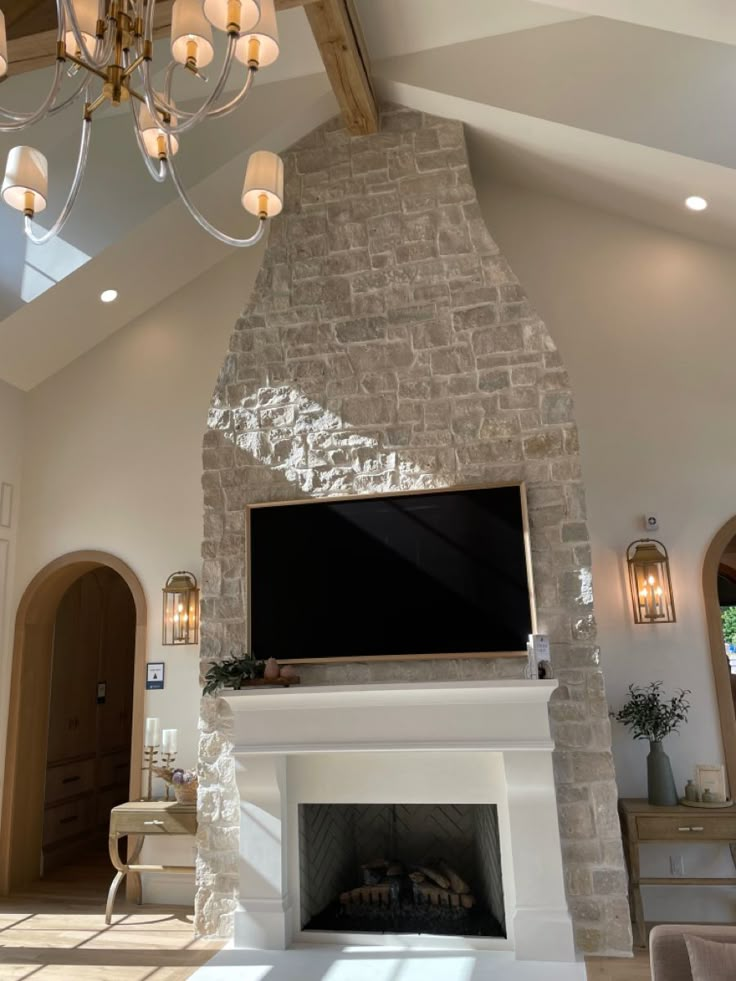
[6,241,265,900]
[0,378,25,812]
[477,176,736,920]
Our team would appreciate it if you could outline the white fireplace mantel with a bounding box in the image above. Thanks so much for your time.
[224,679,558,754]
[222,679,582,974]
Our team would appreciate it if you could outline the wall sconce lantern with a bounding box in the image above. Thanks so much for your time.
[626,540,676,624]
[162,571,199,645]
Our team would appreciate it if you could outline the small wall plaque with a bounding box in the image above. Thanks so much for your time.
[146,662,165,690]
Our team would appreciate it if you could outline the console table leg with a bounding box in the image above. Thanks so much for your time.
[105,870,126,925]
[127,838,144,906]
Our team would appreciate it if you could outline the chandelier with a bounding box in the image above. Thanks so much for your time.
[0,0,284,247]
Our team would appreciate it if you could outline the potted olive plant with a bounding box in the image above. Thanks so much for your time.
[615,682,690,806]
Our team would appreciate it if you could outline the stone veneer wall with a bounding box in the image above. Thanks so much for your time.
[197,105,631,956]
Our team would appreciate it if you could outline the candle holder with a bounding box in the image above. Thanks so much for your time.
[142,745,159,801]
[160,751,177,800]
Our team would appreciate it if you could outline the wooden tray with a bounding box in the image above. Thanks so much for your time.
[234,677,300,688]
[680,797,734,809]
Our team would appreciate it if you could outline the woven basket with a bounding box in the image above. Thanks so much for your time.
[174,780,198,805]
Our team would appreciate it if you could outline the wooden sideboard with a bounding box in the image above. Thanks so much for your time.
[619,797,736,947]
[106,801,197,923]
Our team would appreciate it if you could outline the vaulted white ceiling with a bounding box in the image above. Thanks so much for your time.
[0,0,734,390]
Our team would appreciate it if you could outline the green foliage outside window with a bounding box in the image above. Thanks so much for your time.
[721,606,736,645]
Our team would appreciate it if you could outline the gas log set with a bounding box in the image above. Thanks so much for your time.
[301,854,503,937]
[341,857,476,913]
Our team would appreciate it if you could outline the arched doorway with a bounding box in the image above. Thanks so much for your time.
[0,551,146,894]
[703,519,736,795]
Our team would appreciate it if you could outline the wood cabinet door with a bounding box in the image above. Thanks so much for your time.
[46,574,103,764]
[97,569,136,757]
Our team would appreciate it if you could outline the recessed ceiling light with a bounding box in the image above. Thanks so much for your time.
[685,195,708,212]
[100,289,118,303]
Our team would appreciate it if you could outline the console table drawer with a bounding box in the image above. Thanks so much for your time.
[636,815,736,840]
[111,805,197,836]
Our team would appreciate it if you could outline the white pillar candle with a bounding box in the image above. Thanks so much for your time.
[145,717,160,747]
[162,728,178,753]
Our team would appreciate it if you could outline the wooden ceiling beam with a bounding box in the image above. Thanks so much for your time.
[304,0,377,135]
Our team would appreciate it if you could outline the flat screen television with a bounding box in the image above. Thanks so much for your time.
[247,483,535,663]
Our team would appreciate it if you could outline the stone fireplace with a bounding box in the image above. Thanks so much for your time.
[198,104,631,958]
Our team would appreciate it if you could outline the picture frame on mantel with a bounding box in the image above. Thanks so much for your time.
[245,481,537,666]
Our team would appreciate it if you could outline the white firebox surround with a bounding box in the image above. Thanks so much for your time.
[223,680,582,973]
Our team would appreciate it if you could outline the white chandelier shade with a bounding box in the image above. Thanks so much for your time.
[203,0,259,36]
[2,146,49,213]
[235,0,279,68]
[242,148,283,217]
[64,0,100,57]
[0,0,284,248]
[171,0,214,68]
[136,95,181,157]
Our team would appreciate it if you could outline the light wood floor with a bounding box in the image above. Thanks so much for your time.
[0,855,651,980]
[0,854,221,980]
[586,952,651,980]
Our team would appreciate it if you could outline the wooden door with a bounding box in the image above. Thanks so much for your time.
[46,575,102,764]
[97,569,136,756]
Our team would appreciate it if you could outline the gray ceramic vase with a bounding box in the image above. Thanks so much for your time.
[647,740,679,806]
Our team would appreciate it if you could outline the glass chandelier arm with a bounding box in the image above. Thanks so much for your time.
[49,75,91,116]
[22,117,92,245]
[162,62,255,121]
[207,65,255,120]
[140,35,236,135]
[166,148,266,248]
[0,59,65,127]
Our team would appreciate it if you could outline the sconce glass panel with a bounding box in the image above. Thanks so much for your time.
[162,571,199,645]
[626,539,676,624]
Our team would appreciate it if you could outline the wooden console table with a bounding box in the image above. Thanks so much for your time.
[619,798,736,948]
[106,801,197,923]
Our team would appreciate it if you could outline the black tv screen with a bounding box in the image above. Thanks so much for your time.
[248,484,534,662]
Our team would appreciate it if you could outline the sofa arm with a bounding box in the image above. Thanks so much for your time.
[650,924,736,981]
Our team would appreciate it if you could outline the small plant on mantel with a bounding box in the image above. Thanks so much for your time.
[202,649,299,695]
[615,681,690,806]
[202,650,264,696]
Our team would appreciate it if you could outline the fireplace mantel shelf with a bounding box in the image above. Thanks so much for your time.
[222,679,557,710]
[223,679,558,756]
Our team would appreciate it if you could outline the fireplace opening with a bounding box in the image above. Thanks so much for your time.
[298,803,505,938]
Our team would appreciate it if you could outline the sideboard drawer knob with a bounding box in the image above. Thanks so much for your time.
[677,827,691,832]
[143,820,165,826]
[691,826,705,832]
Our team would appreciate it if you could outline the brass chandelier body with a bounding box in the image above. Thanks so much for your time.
[0,0,284,246]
